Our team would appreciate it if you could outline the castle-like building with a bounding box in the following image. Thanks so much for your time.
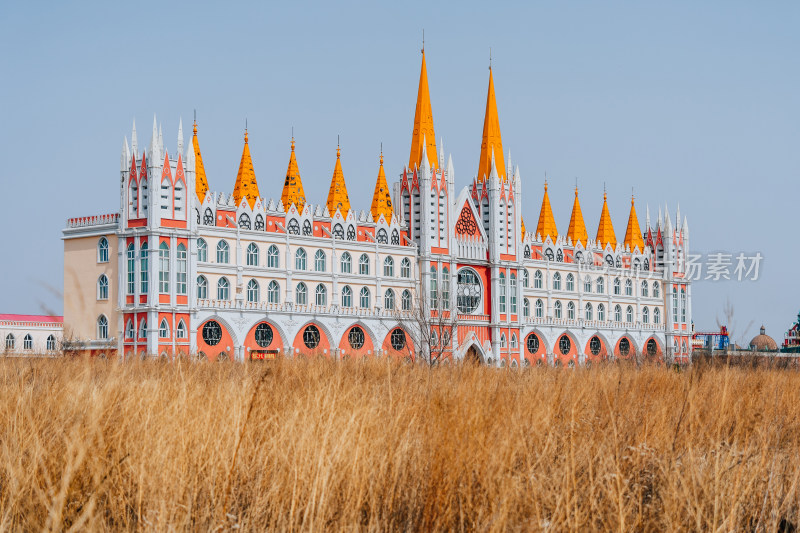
[62,50,693,365]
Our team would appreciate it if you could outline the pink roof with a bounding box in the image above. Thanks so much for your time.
[0,314,63,324]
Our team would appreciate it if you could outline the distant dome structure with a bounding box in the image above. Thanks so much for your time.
[749,326,778,352]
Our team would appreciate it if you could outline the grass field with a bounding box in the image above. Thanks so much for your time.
[0,358,798,531]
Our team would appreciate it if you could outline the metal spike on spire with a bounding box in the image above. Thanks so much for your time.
[177,118,184,157]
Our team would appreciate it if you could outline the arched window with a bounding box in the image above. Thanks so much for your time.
[383,256,394,277]
[567,301,575,320]
[626,305,634,323]
[97,274,109,300]
[216,240,229,263]
[619,337,631,356]
[139,319,147,339]
[158,242,170,293]
[46,334,56,351]
[359,287,371,308]
[341,285,353,307]
[509,273,517,314]
[672,287,678,322]
[401,290,412,311]
[314,249,326,272]
[359,254,370,275]
[126,243,135,295]
[524,245,531,259]
[401,258,411,278]
[653,282,660,298]
[315,284,327,306]
[642,306,650,324]
[340,252,352,274]
[197,238,207,262]
[522,270,529,288]
[596,277,605,294]
[500,333,507,348]
[197,275,208,299]
[584,276,592,293]
[295,248,307,270]
[254,214,265,230]
[625,279,633,296]
[590,336,602,356]
[391,229,400,245]
[498,272,506,313]
[556,249,564,262]
[680,288,687,323]
[333,223,344,239]
[238,213,251,230]
[616,256,622,268]
[442,267,450,310]
[5,334,14,350]
[575,251,584,263]
[566,273,574,291]
[246,243,259,266]
[535,299,544,318]
[430,266,438,309]
[139,241,149,294]
[217,277,230,300]
[295,282,308,305]
[302,219,312,236]
[287,219,300,235]
[97,315,109,340]
[125,319,134,339]
[347,225,356,240]
[523,298,530,317]
[247,279,259,303]
[384,289,395,309]
[98,237,109,263]
[641,280,649,297]
[544,248,554,261]
[534,270,543,289]
[377,228,388,244]
[559,335,571,355]
[176,244,187,295]
[613,277,621,295]
[553,272,561,291]
[176,320,186,339]
[511,334,518,349]
[614,304,622,322]
[267,245,279,268]
[22,334,32,350]
[606,254,614,267]
[654,308,661,324]
[554,300,562,319]
[585,302,593,321]
[203,208,214,225]
[267,280,280,303]
[159,319,170,339]
[598,303,606,322]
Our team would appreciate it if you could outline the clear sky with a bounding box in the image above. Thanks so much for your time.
[1,2,797,346]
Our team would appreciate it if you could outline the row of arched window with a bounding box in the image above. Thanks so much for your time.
[125,241,188,296]
[197,239,412,277]
[123,318,188,340]
[523,245,651,270]
[522,269,661,299]
[522,299,661,324]
[4,333,57,351]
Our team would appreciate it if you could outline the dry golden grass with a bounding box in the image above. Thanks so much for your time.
[0,358,799,531]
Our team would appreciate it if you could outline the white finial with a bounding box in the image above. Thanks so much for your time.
[121,136,130,171]
[439,137,444,168]
[177,118,184,157]
[420,134,430,172]
[646,204,651,229]
[158,123,163,154]
[131,118,138,155]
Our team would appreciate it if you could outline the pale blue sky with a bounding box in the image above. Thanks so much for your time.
[1,2,797,345]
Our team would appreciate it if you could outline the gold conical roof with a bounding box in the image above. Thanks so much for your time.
[233,130,260,209]
[281,138,306,211]
[370,153,393,221]
[192,121,209,202]
[409,49,437,170]
[623,196,644,251]
[535,182,557,240]
[596,192,617,249]
[521,216,526,236]
[566,187,588,246]
[326,146,351,215]
[477,67,505,182]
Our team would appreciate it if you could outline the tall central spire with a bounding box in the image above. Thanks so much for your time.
[281,137,306,211]
[371,151,393,221]
[477,66,505,181]
[327,144,351,215]
[233,129,261,209]
[192,120,209,203]
[596,192,617,249]
[408,48,437,170]
[623,196,644,251]
[567,186,588,246]
[536,182,557,241]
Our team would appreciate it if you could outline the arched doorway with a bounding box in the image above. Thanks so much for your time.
[465,345,482,364]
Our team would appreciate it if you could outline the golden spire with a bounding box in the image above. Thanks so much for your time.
[370,150,393,222]
[477,66,505,182]
[192,120,209,202]
[521,216,526,236]
[596,192,617,249]
[535,182,558,240]
[281,137,306,211]
[233,129,261,209]
[409,48,437,170]
[326,143,351,216]
[623,195,644,251]
[566,186,588,246]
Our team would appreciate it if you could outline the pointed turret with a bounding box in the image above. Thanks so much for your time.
[327,144,351,215]
[177,118,184,157]
[281,137,306,211]
[521,216,526,236]
[596,192,617,249]
[535,182,558,241]
[646,204,651,230]
[370,151,393,221]
[477,66,505,182]
[623,196,644,251]
[409,48,437,170]
[192,120,209,203]
[232,129,261,209]
[121,136,130,172]
[566,186,588,246]
[131,118,138,155]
